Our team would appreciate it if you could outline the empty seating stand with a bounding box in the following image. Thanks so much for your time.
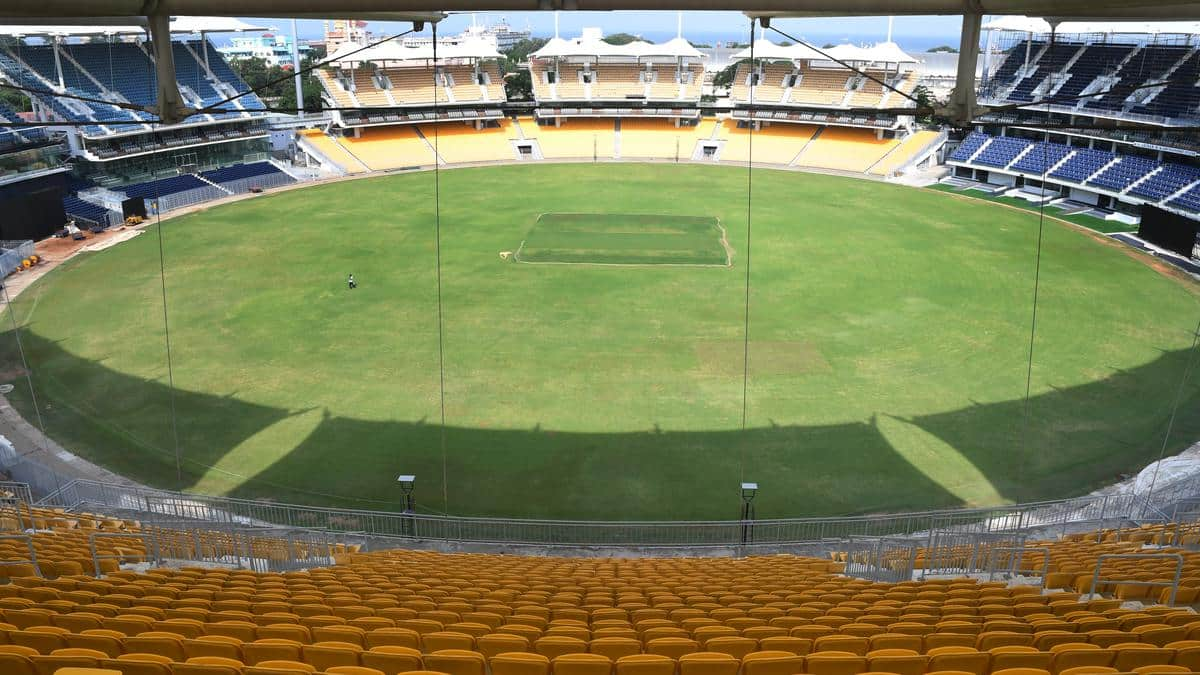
[62,196,113,225]
[120,174,209,200]
[0,38,265,136]
[972,136,1033,168]
[1049,44,1133,107]
[1132,51,1200,119]
[1170,182,1200,212]
[1007,42,1084,102]
[1010,141,1073,175]
[1084,45,1191,112]
[948,132,990,162]
[1049,148,1116,183]
[1087,155,1160,192]
[1,489,1200,675]
[1129,163,1200,201]
[200,162,291,187]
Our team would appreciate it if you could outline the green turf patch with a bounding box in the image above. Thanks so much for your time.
[927,183,1137,234]
[515,213,731,266]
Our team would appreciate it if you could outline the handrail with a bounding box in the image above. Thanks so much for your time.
[1088,553,1184,606]
[986,545,1050,583]
[21,475,1152,548]
[0,535,39,577]
[89,531,160,578]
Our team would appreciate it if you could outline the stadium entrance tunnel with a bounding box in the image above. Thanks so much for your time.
[1,329,1198,521]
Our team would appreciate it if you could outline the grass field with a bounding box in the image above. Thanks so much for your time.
[1,163,1198,521]
[516,213,730,266]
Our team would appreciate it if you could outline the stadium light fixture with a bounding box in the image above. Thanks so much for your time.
[397,474,416,493]
[741,482,758,503]
[740,482,758,546]
[397,474,416,513]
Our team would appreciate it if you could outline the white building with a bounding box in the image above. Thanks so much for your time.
[218,34,312,67]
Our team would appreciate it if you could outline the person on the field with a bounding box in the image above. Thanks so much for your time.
[348,274,357,290]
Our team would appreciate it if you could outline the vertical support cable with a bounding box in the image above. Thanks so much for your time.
[153,182,184,489]
[431,22,449,513]
[739,18,756,485]
[1017,27,1056,491]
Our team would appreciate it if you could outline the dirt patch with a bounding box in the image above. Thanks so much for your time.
[0,367,28,383]
[695,340,832,376]
[3,225,146,300]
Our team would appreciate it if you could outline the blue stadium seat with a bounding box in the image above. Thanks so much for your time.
[120,174,209,199]
[948,131,990,162]
[1049,148,1116,183]
[1010,141,1073,175]
[1086,155,1159,192]
[62,196,113,224]
[1169,183,1200,213]
[199,162,291,186]
[1129,163,1200,201]
[1006,42,1084,103]
[1083,45,1191,112]
[973,136,1033,168]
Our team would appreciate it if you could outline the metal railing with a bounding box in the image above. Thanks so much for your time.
[150,185,230,214]
[89,531,160,577]
[0,439,1189,553]
[986,545,1050,583]
[840,536,918,582]
[0,534,39,577]
[1087,553,1184,606]
[0,240,34,277]
[220,171,296,196]
[24,476,1152,549]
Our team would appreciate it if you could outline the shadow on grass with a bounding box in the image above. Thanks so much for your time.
[0,329,1196,520]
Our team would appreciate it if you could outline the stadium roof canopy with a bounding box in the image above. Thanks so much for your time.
[731,40,915,63]
[730,40,826,61]
[3,0,1199,20]
[0,16,266,36]
[980,15,1200,34]
[532,36,704,59]
[329,38,503,64]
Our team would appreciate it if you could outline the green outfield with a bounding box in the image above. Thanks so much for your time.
[1,163,1198,521]
[516,213,730,266]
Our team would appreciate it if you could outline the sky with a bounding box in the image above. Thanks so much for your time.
[254,12,964,47]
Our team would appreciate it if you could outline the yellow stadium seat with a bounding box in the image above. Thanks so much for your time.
[1112,644,1175,671]
[245,660,317,674]
[490,651,552,675]
[243,639,304,665]
[701,636,756,660]
[423,649,487,675]
[645,638,698,660]
[676,652,738,675]
[423,632,476,652]
[739,649,805,675]
[805,651,868,675]
[537,637,589,660]
[927,646,990,675]
[552,653,614,675]
[103,653,175,675]
[588,637,641,661]
[302,641,363,670]
[367,629,422,651]
[183,636,243,662]
[172,655,246,675]
[866,648,928,675]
